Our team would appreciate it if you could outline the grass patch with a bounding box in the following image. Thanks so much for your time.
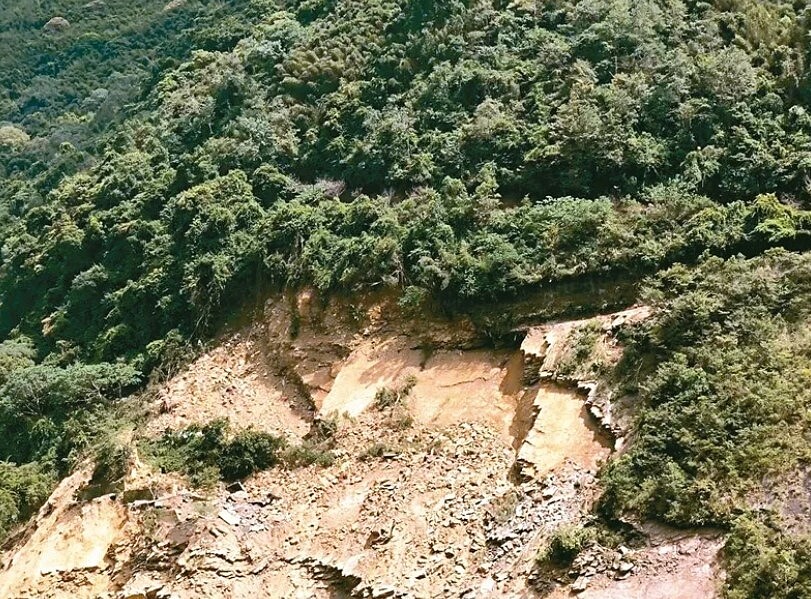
[536,521,627,569]
[359,442,399,462]
[538,525,599,567]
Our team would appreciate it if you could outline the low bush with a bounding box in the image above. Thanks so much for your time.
[0,462,55,539]
[141,419,285,485]
[279,443,335,469]
[724,517,811,599]
[599,251,811,597]
[538,526,599,567]
[373,375,417,410]
[359,442,393,462]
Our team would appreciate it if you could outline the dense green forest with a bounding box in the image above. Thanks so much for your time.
[1,1,811,596]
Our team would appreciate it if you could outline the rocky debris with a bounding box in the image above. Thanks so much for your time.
[567,545,638,585]
[519,329,547,386]
[366,523,394,547]
[2,299,695,599]
[292,555,407,598]
[571,576,589,593]
[485,469,600,568]
[43,16,70,33]
[580,381,625,447]
[218,509,241,527]
[147,329,312,439]
[543,530,725,599]
[118,582,169,599]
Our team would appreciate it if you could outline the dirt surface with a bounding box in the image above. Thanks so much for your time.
[517,383,612,479]
[545,529,725,599]
[0,466,128,599]
[0,296,724,599]
[148,333,311,441]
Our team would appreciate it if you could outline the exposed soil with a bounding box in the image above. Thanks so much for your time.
[545,528,725,599]
[148,333,312,441]
[0,466,127,599]
[0,296,723,599]
[516,383,612,480]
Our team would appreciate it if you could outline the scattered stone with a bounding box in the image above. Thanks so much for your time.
[618,560,635,574]
[251,560,269,574]
[218,509,241,526]
[571,576,590,593]
[225,481,245,494]
[366,527,393,547]
[146,586,166,599]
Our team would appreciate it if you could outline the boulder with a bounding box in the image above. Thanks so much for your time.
[43,17,70,33]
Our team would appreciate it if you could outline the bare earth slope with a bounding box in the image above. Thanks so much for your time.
[0,294,724,598]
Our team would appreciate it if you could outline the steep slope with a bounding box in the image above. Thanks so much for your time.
[0,293,724,598]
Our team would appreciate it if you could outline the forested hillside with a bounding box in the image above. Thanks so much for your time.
[1,1,811,597]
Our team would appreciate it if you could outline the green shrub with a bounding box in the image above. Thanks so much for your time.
[280,443,335,469]
[0,462,56,540]
[724,517,811,599]
[359,442,391,461]
[141,419,285,485]
[0,337,36,386]
[602,252,811,528]
[539,526,598,567]
[309,417,338,443]
[218,428,286,481]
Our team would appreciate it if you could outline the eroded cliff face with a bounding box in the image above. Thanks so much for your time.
[0,293,724,599]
